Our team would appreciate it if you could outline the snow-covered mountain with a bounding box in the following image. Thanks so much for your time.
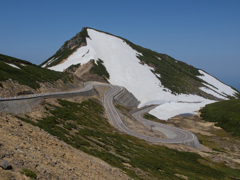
[41,27,239,120]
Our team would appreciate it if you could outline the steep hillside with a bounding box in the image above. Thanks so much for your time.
[0,54,82,98]
[9,95,240,180]
[41,27,239,119]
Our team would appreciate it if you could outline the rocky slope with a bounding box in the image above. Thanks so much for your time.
[0,111,132,180]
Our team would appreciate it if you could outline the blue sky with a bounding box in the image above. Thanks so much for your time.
[1,0,240,90]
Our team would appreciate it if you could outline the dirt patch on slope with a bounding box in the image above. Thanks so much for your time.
[94,85,110,101]
[74,60,93,78]
[168,115,218,136]
[74,60,108,83]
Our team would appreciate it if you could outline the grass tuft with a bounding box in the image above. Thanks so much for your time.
[21,168,37,179]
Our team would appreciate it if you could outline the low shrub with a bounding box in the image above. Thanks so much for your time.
[21,168,37,179]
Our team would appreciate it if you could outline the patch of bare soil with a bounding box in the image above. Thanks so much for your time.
[74,60,93,78]
[0,80,35,98]
[168,115,219,136]
[94,86,110,102]
[175,173,188,180]
[0,111,132,180]
[74,60,108,83]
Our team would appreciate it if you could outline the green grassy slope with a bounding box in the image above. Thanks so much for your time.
[200,99,240,137]
[17,99,240,180]
[0,53,72,89]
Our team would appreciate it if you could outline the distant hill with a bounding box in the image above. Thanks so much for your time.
[0,53,72,89]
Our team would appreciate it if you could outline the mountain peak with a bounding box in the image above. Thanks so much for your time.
[40,27,239,120]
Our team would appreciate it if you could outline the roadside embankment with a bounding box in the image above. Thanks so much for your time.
[114,88,140,107]
[0,97,42,114]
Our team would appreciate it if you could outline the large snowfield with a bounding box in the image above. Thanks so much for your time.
[48,29,237,120]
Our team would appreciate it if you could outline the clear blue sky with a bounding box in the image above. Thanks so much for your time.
[1,0,240,90]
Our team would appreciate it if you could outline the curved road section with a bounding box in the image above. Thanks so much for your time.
[101,83,201,149]
[0,81,201,149]
[132,107,201,148]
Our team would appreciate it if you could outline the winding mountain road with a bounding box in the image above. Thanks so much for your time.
[132,107,201,147]
[98,83,201,149]
[0,81,201,149]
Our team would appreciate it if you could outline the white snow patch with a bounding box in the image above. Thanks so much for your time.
[21,63,26,66]
[149,100,215,120]
[49,48,93,71]
[41,63,47,68]
[155,73,161,78]
[5,63,20,69]
[136,52,143,56]
[198,70,237,98]
[199,86,227,99]
[42,57,59,68]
